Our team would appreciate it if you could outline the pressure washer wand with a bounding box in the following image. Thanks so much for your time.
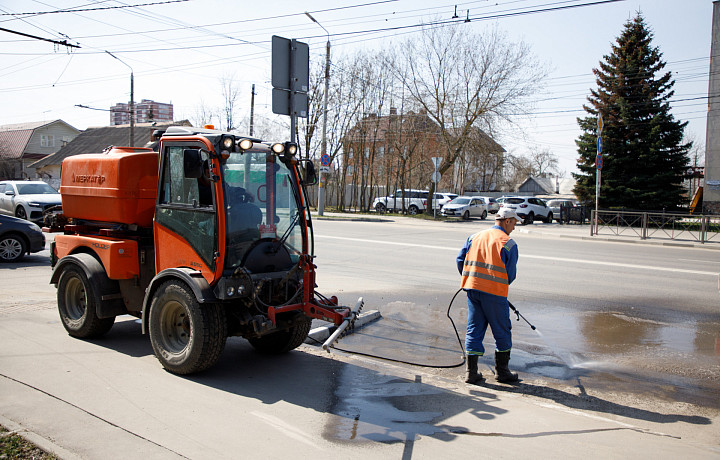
[508,301,536,330]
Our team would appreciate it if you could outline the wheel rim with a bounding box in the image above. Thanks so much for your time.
[409,207,418,215]
[63,277,87,320]
[16,207,26,219]
[158,300,190,353]
[0,238,22,260]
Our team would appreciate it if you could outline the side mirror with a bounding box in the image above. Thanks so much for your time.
[299,159,318,186]
[183,149,203,178]
[5,190,15,196]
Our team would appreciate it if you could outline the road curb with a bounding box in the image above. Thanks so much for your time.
[0,413,82,460]
[305,310,382,344]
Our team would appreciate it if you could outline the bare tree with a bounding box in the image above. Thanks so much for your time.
[528,147,560,178]
[389,23,545,211]
[220,73,240,131]
[188,100,218,128]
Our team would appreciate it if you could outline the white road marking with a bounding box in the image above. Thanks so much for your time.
[250,411,322,449]
[316,235,718,277]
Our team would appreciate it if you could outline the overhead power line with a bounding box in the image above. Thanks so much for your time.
[0,26,79,48]
[0,0,189,17]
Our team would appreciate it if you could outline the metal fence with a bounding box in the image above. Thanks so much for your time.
[590,210,720,244]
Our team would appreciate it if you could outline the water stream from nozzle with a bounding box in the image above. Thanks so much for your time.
[531,328,590,370]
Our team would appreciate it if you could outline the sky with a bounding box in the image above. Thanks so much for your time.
[0,0,714,177]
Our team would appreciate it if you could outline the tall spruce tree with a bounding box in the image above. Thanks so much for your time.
[573,13,691,210]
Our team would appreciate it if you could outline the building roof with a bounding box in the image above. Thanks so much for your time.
[517,175,577,196]
[0,121,55,132]
[0,119,79,161]
[30,121,191,168]
[0,129,33,160]
[342,109,505,154]
[343,109,441,144]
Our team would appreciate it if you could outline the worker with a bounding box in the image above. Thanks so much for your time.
[456,207,522,384]
[197,160,213,206]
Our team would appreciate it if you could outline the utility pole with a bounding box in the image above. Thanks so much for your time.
[106,51,134,146]
[305,12,330,216]
[250,84,256,137]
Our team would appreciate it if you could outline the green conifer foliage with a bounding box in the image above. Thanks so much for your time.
[573,13,691,210]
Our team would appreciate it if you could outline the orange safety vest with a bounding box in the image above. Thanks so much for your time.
[461,228,512,297]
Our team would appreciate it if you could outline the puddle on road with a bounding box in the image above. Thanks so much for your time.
[333,297,720,409]
[330,367,446,442]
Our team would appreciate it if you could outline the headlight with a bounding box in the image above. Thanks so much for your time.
[28,202,41,207]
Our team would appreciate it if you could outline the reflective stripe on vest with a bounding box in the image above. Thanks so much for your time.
[461,228,510,297]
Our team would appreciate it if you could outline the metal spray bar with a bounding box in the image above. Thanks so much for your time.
[322,297,364,352]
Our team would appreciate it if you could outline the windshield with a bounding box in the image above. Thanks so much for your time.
[16,183,57,195]
[451,197,471,205]
[221,149,307,270]
[505,198,526,204]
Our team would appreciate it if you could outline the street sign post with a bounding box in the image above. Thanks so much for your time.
[595,133,603,235]
[431,158,442,218]
[271,35,309,144]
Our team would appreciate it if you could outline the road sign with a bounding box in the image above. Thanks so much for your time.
[432,171,441,182]
[320,154,330,166]
[596,154,603,171]
[271,35,309,118]
[319,166,330,173]
[271,88,308,117]
[431,157,442,169]
[271,36,309,92]
[597,113,604,134]
[597,136,603,154]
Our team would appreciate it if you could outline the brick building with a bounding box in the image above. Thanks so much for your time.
[110,99,173,126]
[341,108,504,193]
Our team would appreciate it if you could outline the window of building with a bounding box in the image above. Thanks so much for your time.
[348,148,354,159]
[378,146,384,158]
[364,147,370,158]
[347,165,353,176]
[41,134,55,147]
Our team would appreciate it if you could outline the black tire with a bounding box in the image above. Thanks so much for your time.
[375,203,387,214]
[0,234,26,262]
[248,315,311,354]
[407,205,419,215]
[15,206,27,220]
[545,212,553,223]
[523,212,534,225]
[462,210,470,220]
[481,210,488,220]
[149,280,227,375]
[57,262,115,338]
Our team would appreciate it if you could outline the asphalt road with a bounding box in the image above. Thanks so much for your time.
[0,219,718,459]
[313,217,720,406]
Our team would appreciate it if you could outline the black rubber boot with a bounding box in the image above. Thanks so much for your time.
[495,350,519,383]
[465,355,484,384]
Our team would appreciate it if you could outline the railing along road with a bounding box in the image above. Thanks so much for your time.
[590,210,720,244]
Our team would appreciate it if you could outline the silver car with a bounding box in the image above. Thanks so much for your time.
[546,199,577,222]
[441,196,488,220]
[0,181,62,222]
[473,196,500,214]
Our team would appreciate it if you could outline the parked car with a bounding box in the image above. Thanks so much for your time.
[500,196,552,224]
[473,196,500,214]
[0,180,62,223]
[431,192,459,210]
[372,189,428,215]
[0,214,46,262]
[441,196,488,220]
[546,199,577,222]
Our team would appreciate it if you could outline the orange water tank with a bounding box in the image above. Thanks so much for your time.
[60,147,159,227]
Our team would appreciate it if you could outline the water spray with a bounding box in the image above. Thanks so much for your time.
[508,301,536,330]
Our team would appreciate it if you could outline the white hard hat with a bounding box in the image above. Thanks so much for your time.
[495,207,521,222]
